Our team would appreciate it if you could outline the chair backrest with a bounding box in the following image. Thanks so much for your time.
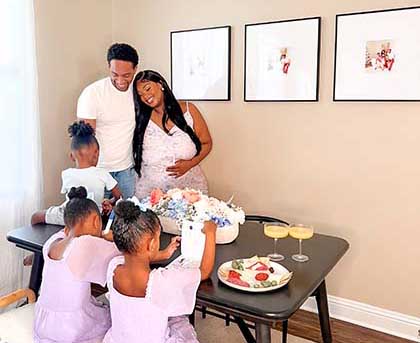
[245,215,289,225]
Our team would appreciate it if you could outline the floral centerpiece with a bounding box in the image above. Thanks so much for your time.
[141,188,245,244]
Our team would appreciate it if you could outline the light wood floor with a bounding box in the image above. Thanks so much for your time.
[195,309,416,343]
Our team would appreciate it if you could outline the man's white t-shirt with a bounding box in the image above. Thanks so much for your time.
[77,77,135,172]
[61,167,117,208]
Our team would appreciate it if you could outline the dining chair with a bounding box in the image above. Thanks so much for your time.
[245,214,289,225]
[0,288,36,342]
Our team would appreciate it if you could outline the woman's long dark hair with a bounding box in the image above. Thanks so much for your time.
[132,70,202,175]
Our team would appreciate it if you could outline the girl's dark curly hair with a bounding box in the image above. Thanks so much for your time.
[68,121,98,151]
[132,70,202,175]
[112,200,161,254]
[63,186,100,228]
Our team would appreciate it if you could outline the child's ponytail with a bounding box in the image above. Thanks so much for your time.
[67,121,98,150]
[64,186,99,228]
[112,201,161,254]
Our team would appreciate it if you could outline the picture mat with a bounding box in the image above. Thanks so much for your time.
[334,7,420,100]
[171,27,230,100]
[245,18,320,101]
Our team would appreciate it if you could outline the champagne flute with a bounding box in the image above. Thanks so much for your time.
[289,224,314,262]
[264,222,289,261]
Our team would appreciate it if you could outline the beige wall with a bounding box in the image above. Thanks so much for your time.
[34,0,112,206]
[112,0,420,317]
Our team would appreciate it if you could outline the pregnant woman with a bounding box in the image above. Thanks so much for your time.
[132,70,212,199]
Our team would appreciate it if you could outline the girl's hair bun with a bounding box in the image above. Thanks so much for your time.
[67,186,88,200]
[68,121,95,138]
[114,201,141,221]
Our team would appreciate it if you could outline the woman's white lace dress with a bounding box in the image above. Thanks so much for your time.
[135,107,208,199]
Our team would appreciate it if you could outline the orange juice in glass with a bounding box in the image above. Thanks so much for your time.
[264,222,289,261]
[289,224,314,262]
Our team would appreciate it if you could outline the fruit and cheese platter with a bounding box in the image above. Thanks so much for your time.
[217,256,292,292]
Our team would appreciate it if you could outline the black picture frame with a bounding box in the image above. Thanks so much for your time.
[170,25,231,101]
[333,6,420,102]
[244,17,321,102]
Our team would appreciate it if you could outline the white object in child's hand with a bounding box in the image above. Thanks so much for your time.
[103,210,115,235]
[181,220,205,263]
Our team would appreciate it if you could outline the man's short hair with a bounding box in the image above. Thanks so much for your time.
[107,43,139,67]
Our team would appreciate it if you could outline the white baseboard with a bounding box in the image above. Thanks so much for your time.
[301,296,420,342]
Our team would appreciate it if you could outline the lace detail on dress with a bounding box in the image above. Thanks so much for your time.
[135,110,208,199]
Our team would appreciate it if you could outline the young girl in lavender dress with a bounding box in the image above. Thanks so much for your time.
[33,186,119,343]
[103,200,217,343]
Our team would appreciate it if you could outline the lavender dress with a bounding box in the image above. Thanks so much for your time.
[135,104,208,199]
[103,256,201,343]
[34,231,120,343]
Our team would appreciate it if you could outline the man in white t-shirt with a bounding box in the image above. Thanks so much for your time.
[77,43,139,198]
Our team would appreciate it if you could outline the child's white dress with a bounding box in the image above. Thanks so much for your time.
[34,231,119,343]
[103,256,201,343]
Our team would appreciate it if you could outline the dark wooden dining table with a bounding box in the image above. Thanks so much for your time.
[7,221,348,343]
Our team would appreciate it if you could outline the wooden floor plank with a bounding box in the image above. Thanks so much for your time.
[287,310,416,343]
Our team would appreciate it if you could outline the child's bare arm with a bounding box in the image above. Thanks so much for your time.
[200,221,217,280]
[151,236,181,262]
[102,186,123,214]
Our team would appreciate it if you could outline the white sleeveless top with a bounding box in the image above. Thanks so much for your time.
[135,103,208,199]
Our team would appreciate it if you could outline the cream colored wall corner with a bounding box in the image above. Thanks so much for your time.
[34,0,112,206]
[112,0,420,318]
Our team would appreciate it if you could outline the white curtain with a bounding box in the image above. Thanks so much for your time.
[0,0,42,300]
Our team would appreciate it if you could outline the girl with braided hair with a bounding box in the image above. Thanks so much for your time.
[103,200,216,343]
[34,186,119,342]
[31,120,122,227]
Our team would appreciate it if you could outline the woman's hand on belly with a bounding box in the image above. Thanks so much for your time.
[166,159,195,178]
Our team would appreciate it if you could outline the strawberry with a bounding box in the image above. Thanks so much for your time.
[255,273,269,281]
[228,270,242,279]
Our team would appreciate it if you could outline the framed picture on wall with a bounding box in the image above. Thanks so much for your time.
[334,6,420,101]
[170,25,231,101]
[244,17,321,102]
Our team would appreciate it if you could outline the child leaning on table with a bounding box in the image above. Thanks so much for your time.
[33,186,120,343]
[103,200,217,343]
[31,120,122,226]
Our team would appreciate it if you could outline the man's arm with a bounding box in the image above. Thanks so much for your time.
[76,84,98,130]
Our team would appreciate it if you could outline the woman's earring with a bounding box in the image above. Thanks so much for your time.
[161,87,165,91]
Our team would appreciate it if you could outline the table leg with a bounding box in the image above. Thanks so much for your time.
[282,320,288,343]
[255,323,271,343]
[233,316,255,343]
[29,252,44,297]
[315,280,332,343]
[189,311,195,327]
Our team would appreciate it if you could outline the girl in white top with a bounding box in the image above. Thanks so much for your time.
[31,121,122,226]
[132,70,212,199]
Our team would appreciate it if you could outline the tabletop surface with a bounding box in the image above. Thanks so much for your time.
[7,221,349,321]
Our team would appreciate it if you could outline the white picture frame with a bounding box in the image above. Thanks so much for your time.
[334,6,420,101]
[244,17,321,102]
[170,26,231,101]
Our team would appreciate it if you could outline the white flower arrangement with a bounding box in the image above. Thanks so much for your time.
[140,188,245,228]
